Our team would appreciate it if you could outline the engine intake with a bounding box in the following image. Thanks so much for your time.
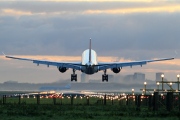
[112,68,121,73]
[58,67,67,73]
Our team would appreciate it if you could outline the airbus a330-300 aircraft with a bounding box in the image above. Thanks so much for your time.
[3,39,174,82]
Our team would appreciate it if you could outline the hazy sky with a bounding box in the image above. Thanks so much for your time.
[0,0,180,83]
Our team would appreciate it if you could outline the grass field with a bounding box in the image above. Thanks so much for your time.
[0,97,180,120]
[0,104,180,120]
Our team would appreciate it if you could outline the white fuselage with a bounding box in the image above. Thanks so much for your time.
[81,49,99,74]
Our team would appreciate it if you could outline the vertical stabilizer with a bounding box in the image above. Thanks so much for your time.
[89,38,91,63]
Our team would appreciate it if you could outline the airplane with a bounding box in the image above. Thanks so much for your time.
[3,39,174,82]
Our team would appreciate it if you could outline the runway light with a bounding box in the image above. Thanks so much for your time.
[170,82,172,86]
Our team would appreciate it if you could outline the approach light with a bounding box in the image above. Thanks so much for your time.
[177,74,180,78]
[161,74,164,78]
[157,82,159,85]
[170,82,172,86]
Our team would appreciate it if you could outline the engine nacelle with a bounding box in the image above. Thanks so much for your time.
[111,68,121,73]
[58,67,67,73]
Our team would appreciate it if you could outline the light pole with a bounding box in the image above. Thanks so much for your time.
[177,74,180,91]
[144,82,147,95]
[132,89,134,95]
[157,82,159,92]
[161,74,164,91]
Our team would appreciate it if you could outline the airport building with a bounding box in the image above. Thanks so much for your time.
[3,80,18,84]
[156,72,164,81]
[133,72,145,80]
[123,75,134,81]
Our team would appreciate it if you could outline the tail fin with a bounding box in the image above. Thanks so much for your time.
[89,38,91,63]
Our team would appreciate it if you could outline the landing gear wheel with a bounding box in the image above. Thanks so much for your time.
[102,74,108,82]
[71,69,77,82]
[102,69,108,82]
[71,74,77,81]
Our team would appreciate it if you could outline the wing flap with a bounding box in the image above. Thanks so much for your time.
[5,55,82,70]
[98,61,147,70]
[98,57,174,71]
[33,60,81,70]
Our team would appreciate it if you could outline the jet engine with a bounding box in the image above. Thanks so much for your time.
[58,67,67,73]
[111,68,121,73]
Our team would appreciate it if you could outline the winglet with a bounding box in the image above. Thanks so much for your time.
[174,50,178,58]
[2,52,6,56]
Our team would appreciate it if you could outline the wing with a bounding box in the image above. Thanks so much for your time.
[4,54,82,70]
[97,57,174,71]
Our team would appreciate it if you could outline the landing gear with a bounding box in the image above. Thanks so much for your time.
[102,69,108,82]
[71,69,77,82]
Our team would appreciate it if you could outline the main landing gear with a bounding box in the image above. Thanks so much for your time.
[71,69,77,82]
[102,69,108,82]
